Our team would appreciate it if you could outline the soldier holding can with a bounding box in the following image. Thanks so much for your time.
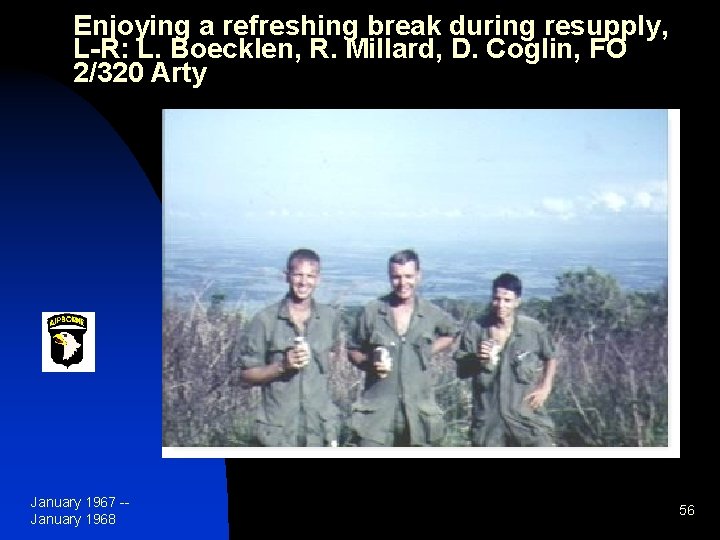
[235,248,341,447]
[455,273,558,447]
[347,249,459,447]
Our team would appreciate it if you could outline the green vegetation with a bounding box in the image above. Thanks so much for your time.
[162,267,668,447]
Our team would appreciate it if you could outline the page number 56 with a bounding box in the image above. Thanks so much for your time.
[680,505,695,516]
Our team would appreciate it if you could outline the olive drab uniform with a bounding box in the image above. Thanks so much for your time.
[455,314,556,446]
[348,295,459,446]
[237,297,341,446]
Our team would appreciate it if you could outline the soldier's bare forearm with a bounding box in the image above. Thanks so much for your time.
[539,357,558,390]
[239,363,286,385]
[432,335,456,354]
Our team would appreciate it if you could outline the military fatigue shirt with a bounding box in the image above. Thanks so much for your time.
[238,296,341,446]
[455,314,556,446]
[348,295,458,446]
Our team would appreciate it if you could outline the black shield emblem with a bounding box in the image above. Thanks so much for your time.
[47,314,87,369]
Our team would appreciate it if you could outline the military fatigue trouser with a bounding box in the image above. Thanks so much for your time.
[471,419,555,447]
[358,401,411,447]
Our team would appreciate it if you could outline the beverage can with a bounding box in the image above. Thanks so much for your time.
[374,346,392,378]
[489,340,501,366]
[294,336,309,367]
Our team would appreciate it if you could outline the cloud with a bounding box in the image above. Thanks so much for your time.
[541,197,575,220]
[492,207,540,219]
[235,183,667,226]
[596,191,627,212]
[634,182,668,213]
[633,191,653,209]
[370,208,464,219]
[590,182,667,214]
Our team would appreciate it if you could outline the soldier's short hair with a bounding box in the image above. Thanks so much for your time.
[287,248,320,272]
[388,249,420,271]
[493,273,522,297]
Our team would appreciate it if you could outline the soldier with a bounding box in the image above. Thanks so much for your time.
[236,248,341,446]
[347,249,458,446]
[455,273,558,446]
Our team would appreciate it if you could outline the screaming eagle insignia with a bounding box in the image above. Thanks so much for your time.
[47,314,87,368]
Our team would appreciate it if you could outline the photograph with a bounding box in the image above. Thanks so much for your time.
[162,109,671,454]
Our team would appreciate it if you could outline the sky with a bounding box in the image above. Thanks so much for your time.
[164,109,670,247]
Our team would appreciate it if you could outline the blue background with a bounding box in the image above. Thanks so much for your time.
[1,74,227,538]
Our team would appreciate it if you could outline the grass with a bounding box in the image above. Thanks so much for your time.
[163,291,668,447]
